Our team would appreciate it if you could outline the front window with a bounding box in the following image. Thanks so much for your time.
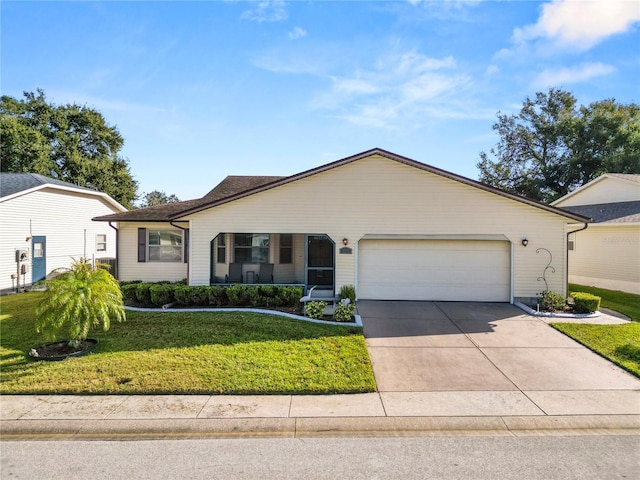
[148,230,183,262]
[96,234,107,252]
[217,234,226,263]
[234,233,269,263]
[280,234,292,264]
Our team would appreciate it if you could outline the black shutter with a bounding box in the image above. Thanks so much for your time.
[183,229,189,263]
[138,228,146,262]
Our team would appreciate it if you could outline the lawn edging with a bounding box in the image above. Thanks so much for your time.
[515,302,601,319]
[124,306,363,327]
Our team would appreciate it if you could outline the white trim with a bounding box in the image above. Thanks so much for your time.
[0,183,127,212]
[552,174,640,206]
[360,234,510,241]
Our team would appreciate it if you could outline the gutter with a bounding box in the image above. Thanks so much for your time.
[565,221,589,297]
[170,221,190,284]
[108,222,119,280]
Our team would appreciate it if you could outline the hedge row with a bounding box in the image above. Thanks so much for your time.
[120,282,304,309]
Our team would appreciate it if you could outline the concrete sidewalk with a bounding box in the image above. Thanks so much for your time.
[2,392,639,439]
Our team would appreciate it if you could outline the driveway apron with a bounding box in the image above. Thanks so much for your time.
[358,300,640,416]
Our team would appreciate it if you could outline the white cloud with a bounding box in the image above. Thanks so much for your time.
[514,0,640,50]
[288,26,307,40]
[311,51,473,128]
[533,62,616,87]
[241,1,287,23]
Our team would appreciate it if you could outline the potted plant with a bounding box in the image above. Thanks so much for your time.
[29,259,125,361]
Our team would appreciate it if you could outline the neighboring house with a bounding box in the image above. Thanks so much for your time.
[94,149,589,304]
[552,174,640,294]
[0,173,127,293]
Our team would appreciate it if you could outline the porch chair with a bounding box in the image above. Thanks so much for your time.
[225,263,243,283]
[257,263,274,284]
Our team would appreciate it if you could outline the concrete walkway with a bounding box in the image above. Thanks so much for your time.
[2,302,639,439]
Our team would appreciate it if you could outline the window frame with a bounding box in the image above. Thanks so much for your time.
[217,233,226,264]
[279,234,292,264]
[233,233,269,264]
[147,229,183,263]
[96,234,107,253]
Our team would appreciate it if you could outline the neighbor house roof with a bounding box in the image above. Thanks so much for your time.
[1,173,95,198]
[93,148,590,223]
[560,201,640,224]
[0,172,127,212]
[551,173,640,207]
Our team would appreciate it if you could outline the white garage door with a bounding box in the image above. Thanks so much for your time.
[358,240,511,302]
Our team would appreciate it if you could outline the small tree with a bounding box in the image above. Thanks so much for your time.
[35,259,125,348]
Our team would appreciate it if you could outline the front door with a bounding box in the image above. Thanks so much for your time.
[32,236,46,283]
[305,235,334,294]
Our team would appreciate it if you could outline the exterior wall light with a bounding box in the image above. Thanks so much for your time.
[342,238,348,246]
[521,238,529,247]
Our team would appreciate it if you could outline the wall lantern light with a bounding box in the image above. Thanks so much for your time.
[342,238,349,246]
[521,238,529,247]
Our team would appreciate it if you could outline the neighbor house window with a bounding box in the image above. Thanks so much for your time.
[234,233,269,263]
[96,234,107,252]
[217,234,226,263]
[280,234,292,264]
[148,230,183,262]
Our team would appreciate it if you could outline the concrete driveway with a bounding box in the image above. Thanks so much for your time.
[358,301,640,416]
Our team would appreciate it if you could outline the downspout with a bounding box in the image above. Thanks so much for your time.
[170,221,189,284]
[565,221,589,297]
[108,222,119,280]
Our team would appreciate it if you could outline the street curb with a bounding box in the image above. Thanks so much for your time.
[2,415,639,440]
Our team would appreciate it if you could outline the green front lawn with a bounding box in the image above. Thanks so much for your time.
[0,292,376,395]
[552,285,640,378]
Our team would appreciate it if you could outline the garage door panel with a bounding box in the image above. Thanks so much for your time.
[358,240,510,302]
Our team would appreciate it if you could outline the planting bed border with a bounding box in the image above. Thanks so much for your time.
[124,306,362,327]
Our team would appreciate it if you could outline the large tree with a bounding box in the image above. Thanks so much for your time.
[477,88,640,203]
[1,90,138,208]
[138,190,181,208]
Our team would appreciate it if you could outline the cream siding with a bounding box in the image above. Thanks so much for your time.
[183,155,570,300]
[117,222,188,282]
[568,225,640,294]
[0,188,120,292]
[554,177,640,207]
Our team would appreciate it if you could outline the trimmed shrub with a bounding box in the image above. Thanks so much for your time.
[121,283,139,303]
[571,292,601,313]
[150,284,175,306]
[135,283,154,306]
[122,282,304,309]
[333,301,355,322]
[539,290,566,311]
[338,285,356,304]
[305,301,327,320]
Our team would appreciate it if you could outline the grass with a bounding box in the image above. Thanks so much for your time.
[551,285,640,378]
[0,292,376,395]
[569,283,640,322]
[551,323,640,377]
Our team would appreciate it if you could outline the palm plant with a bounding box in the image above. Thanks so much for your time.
[35,259,125,348]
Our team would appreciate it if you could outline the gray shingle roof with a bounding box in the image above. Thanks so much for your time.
[93,175,284,222]
[561,201,640,224]
[0,173,97,198]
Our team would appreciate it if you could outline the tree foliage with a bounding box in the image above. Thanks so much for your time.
[138,190,181,208]
[1,89,138,208]
[477,88,640,203]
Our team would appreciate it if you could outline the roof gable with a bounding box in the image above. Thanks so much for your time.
[0,172,126,212]
[93,148,589,223]
[552,174,640,207]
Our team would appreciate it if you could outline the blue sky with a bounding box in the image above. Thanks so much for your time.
[2,1,639,202]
